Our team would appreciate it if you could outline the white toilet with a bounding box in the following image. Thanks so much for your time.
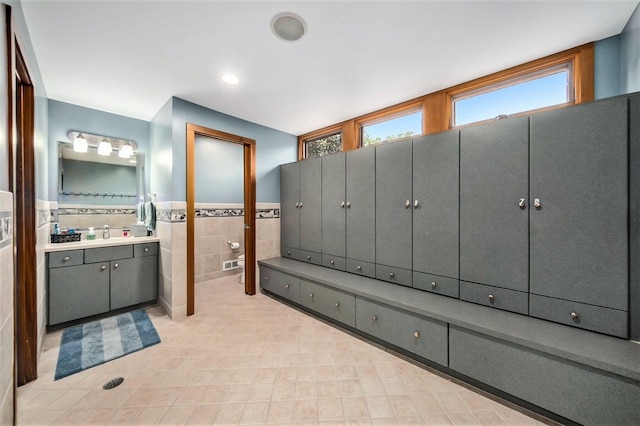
[238,254,245,284]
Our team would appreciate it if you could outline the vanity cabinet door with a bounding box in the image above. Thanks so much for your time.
[49,262,110,325]
[110,256,158,310]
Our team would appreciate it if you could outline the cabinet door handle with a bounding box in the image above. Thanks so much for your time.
[114,263,119,269]
[287,251,291,256]
[372,316,377,321]
[295,202,299,208]
[335,302,340,308]
[431,281,437,289]
[285,284,289,288]
[518,198,526,208]
[488,294,495,302]
[330,260,335,265]
[265,276,269,280]
[413,331,420,338]
[307,255,311,260]
[346,201,351,208]
[341,201,345,208]
[405,200,411,208]
[299,202,303,208]
[309,293,314,298]
[389,272,395,278]
[144,247,149,252]
[414,199,419,208]
[534,198,542,209]
[571,312,579,319]
[63,256,70,262]
[356,265,362,271]
[101,265,107,271]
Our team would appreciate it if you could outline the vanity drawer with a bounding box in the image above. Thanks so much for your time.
[85,245,133,263]
[260,267,300,303]
[298,250,322,266]
[300,280,356,327]
[529,294,628,338]
[345,259,376,279]
[322,255,346,271]
[356,297,448,366]
[134,242,158,257]
[376,264,412,288]
[281,246,300,260]
[460,281,528,315]
[48,250,84,268]
[413,272,459,298]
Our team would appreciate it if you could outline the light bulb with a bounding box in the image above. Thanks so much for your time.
[98,139,112,156]
[73,133,88,153]
[119,141,133,158]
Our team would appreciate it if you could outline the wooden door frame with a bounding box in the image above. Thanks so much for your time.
[186,123,257,315]
[7,6,38,385]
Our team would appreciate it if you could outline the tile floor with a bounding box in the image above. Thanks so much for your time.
[17,275,553,425]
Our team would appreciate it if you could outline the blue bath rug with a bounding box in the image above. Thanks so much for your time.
[54,309,161,380]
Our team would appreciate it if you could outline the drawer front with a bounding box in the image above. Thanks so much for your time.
[281,246,301,260]
[260,267,300,303]
[298,250,322,266]
[134,242,158,257]
[300,280,356,327]
[345,259,376,279]
[48,250,84,268]
[355,297,448,366]
[449,326,640,425]
[460,281,528,315]
[376,264,412,287]
[322,255,346,271]
[84,245,133,263]
[413,272,460,298]
[529,294,628,338]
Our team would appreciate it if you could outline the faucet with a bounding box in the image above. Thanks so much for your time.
[103,225,110,240]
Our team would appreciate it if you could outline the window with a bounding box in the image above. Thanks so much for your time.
[452,63,573,126]
[304,132,342,159]
[360,109,422,147]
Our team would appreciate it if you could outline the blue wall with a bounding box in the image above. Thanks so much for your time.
[149,98,173,202]
[170,97,297,203]
[194,135,244,203]
[48,100,150,202]
[594,35,622,100]
[621,3,640,94]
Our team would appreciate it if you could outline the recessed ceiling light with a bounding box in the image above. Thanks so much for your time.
[222,74,239,85]
[271,13,306,42]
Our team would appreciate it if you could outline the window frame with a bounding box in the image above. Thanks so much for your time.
[358,104,424,147]
[300,126,343,159]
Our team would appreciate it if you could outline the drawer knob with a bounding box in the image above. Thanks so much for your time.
[346,201,351,208]
[357,265,362,271]
[488,294,495,302]
[570,312,579,320]
[341,201,345,208]
[389,273,395,278]
[518,198,526,208]
[309,293,314,298]
[299,202,303,208]
[330,260,335,265]
[265,276,269,280]
[413,331,420,339]
[285,284,289,289]
[144,247,149,252]
[372,316,377,321]
[101,265,106,271]
[287,251,291,255]
[534,198,542,209]
[335,302,340,308]
[63,256,70,262]
[307,255,311,260]
[114,263,119,269]
[414,199,419,208]
[431,281,437,288]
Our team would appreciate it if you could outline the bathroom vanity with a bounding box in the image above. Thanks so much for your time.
[46,237,159,329]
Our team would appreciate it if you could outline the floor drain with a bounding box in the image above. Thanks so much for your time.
[103,377,124,390]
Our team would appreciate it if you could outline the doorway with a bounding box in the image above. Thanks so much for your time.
[186,124,256,316]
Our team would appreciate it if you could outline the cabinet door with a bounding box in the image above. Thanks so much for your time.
[460,117,529,291]
[49,262,110,325]
[321,153,346,257]
[346,147,376,263]
[299,157,322,253]
[530,98,628,310]
[111,256,158,310]
[413,131,459,278]
[280,162,300,250]
[376,139,413,270]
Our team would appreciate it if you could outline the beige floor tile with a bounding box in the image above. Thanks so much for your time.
[239,401,269,424]
[292,399,319,423]
[365,395,395,418]
[213,402,244,424]
[434,392,469,414]
[318,380,342,399]
[342,397,370,420]
[266,400,295,424]
[160,405,196,425]
[318,398,345,421]
[133,405,171,424]
[388,394,421,417]
[185,404,222,425]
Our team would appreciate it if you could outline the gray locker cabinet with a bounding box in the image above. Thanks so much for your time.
[460,116,529,292]
[280,162,300,251]
[299,157,322,253]
[300,280,356,327]
[260,267,300,303]
[530,98,628,311]
[322,153,346,258]
[346,147,376,263]
[356,297,448,366]
[49,262,110,325]
[449,327,640,425]
[412,131,460,279]
[110,256,158,310]
[375,139,413,271]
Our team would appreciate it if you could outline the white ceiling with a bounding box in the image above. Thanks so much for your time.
[21,0,639,136]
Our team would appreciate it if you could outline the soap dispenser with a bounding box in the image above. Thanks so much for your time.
[103,225,110,240]
[87,227,96,240]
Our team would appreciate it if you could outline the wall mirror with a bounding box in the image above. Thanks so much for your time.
[57,132,145,230]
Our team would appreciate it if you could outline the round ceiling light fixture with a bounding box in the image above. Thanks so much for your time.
[271,12,306,42]
[222,74,239,85]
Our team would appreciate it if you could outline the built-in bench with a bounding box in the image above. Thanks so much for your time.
[258,257,640,426]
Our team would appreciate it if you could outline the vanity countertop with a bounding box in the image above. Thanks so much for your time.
[45,236,160,252]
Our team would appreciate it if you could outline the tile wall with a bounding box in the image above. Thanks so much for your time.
[36,200,53,357]
[0,191,14,425]
[53,204,137,236]
[156,202,280,320]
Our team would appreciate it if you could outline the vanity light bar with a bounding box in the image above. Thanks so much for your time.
[67,131,138,154]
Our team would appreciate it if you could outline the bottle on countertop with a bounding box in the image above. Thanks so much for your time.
[87,227,96,240]
[103,225,110,240]
[53,223,60,235]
